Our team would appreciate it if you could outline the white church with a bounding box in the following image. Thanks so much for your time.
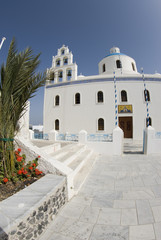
[43,45,161,142]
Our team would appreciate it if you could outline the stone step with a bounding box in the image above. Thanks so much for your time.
[49,143,76,159]
[69,149,93,178]
[57,144,86,164]
[123,140,143,153]
[73,152,98,194]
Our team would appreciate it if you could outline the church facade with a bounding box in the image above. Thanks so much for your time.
[44,45,161,141]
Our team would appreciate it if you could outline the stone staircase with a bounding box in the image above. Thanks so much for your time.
[123,139,143,154]
[48,143,98,194]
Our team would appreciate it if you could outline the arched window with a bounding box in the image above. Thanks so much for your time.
[116,60,122,69]
[132,62,135,71]
[61,49,65,55]
[97,91,104,103]
[55,119,59,130]
[67,69,72,81]
[58,71,63,82]
[75,93,80,104]
[98,118,104,131]
[63,57,68,65]
[56,59,60,66]
[146,117,152,127]
[55,95,59,106]
[103,64,106,72]
[121,90,128,102]
[144,90,150,102]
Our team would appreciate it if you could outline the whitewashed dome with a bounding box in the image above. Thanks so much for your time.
[98,47,138,75]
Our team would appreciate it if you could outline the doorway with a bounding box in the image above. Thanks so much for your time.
[119,116,133,138]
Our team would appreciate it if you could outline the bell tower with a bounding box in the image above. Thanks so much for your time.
[47,45,78,83]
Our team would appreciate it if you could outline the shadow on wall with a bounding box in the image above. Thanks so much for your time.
[0,227,8,240]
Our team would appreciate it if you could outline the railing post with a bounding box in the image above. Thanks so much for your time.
[48,130,58,141]
[113,126,123,155]
[79,130,87,144]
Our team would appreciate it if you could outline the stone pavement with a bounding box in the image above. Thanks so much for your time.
[40,153,161,240]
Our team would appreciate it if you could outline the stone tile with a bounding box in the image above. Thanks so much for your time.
[149,198,161,207]
[59,218,94,240]
[79,206,100,224]
[123,190,155,200]
[151,185,161,198]
[142,176,157,186]
[70,196,93,206]
[121,209,138,226]
[152,206,161,222]
[48,233,74,240]
[91,197,113,208]
[113,200,135,209]
[59,202,85,219]
[129,224,155,240]
[97,208,121,225]
[48,215,68,232]
[136,200,154,224]
[90,225,129,240]
[154,222,161,240]
[132,176,144,187]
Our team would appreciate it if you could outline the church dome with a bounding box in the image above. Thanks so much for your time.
[98,47,138,75]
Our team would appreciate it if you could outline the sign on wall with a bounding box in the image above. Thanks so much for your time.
[118,105,133,113]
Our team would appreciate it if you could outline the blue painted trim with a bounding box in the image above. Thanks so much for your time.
[105,53,126,57]
[46,77,161,89]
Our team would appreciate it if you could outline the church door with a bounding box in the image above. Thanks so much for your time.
[119,117,133,138]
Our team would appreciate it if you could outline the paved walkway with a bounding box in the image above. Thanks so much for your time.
[40,153,161,240]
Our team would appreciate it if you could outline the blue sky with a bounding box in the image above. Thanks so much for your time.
[1,0,161,125]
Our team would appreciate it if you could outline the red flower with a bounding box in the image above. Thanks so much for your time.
[28,166,33,170]
[23,170,28,175]
[17,157,22,162]
[17,148,21,152]
[27,175,31,177]
[32,163,36,167]
[3,178,8,183]
[38,155,40,158]
[17,170,22,175]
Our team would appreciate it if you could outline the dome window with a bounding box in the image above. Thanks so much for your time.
[121,90,128,102]
[132,62,135,71]
[144,90,150,102]
[55,95,60,106]
[55,119,59,130]
[98,118,104,131]
[103,64,106,72]
[116,60,122,69]
[75,93,80,104]
[97,91,104,103]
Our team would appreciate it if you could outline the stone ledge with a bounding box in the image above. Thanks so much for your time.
[0,174,67,240]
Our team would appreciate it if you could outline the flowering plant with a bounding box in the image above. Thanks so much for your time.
[0,148,43,184]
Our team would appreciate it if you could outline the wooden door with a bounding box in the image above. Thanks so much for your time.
[119,117,133,138]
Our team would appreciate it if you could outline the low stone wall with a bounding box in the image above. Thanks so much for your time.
[0,174,67,240]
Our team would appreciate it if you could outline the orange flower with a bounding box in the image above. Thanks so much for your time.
[3,178,8,183]
[17,170,22,175]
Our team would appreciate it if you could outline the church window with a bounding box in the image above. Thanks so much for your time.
[75,93,80,104]
[146,117,152,127]
[55,119,59,130]
[98,118,104,131]
[103,64,106,72]
[67,69,72,81]
[61,49,65,55]
[121,90,128,102]
[55,95,60,106]
[132,62,135,71]
[56,59,60,66]
[97,91,104,103]
[58,71,63,82]
[63,57,68,65]
[144,90,150,102]
[116,60,122,69]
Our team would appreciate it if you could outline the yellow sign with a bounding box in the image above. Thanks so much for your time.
[118,105,133,113]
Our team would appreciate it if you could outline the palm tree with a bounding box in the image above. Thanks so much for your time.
[0,38,46,177]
